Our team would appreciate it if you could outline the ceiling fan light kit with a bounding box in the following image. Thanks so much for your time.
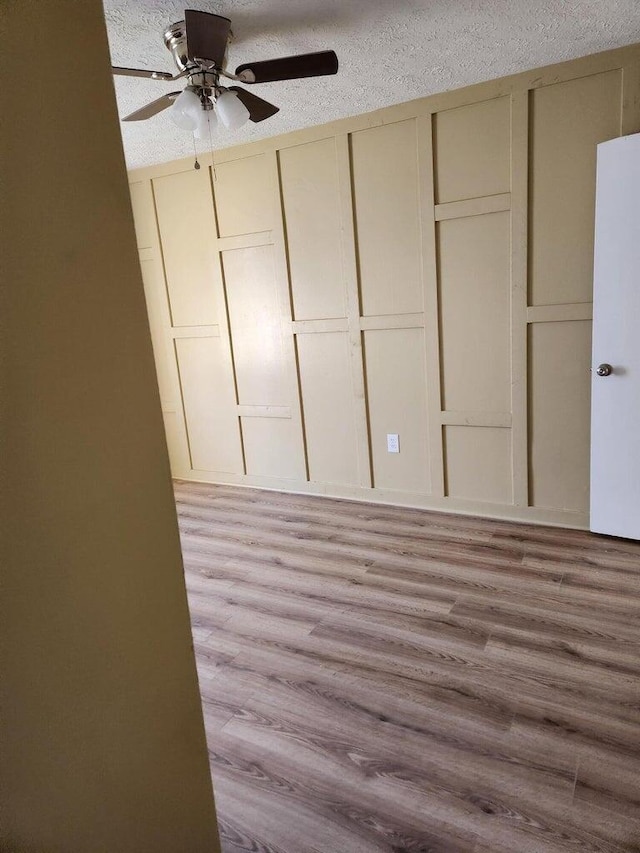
[112,8,338,143]
[215,91,250,131]
[195,105,218,139]
[169,87,200,131]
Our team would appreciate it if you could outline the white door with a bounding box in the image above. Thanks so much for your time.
[590,133,640,539]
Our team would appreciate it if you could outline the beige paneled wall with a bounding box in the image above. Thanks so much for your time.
[352,120,423,317]
[296,331,360,486]
[280,138,346,320]
[129,44,640,528]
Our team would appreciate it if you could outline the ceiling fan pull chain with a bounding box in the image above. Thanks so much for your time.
[192,134,201,170]
[207,107,216,167]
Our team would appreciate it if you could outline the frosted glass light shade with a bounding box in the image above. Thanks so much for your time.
[194,108,218,140]
[216,91,250,130]
[169,88,201,131]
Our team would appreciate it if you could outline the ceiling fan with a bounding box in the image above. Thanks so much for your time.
[112,9,339,136]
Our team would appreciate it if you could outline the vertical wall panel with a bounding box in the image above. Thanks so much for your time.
[222,245,289,407]
[297,332,359,485]
[241,418,305,480]
[444,426,512,503]
[364,328,429,493]
[162,410,190,476]
[175,336,244,474]
[529,320,591,512]
[153,169,218,326]
[129,180,155,248]
[351,120,423,317]
[434,97,511,203]
[139,257,175,410]
[213,154,272,237]
[529,71,622,306]
[280,139,346,320]
[438,211,511,413]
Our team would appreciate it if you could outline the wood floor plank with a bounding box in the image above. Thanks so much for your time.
[222,563,455,618]
[218,690,597,853]
[199,665,259,731]
[216,714,490,852]
[574,753,640,823]
[452,593,640,647]
[175,481,640,853]
[507,707,640,763]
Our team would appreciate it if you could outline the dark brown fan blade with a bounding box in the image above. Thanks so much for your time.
[123,92,180,122]
[229,87,279,123]
[235,50,338,84]
[185,10,231,67]
[112,66,174,81]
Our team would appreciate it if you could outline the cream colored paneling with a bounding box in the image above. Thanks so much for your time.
[133,45,640,531]
[529,70,622,306]
[175,336,244,474]
[445,426,512,504]
[213,154,272,237]
[351,120,423,317]
[241,417,305,480]
[280,139,346,320]
[129,180,155,248]
[293,318,349,334]
[434,97,511,204]
[364,328,429,493]
[153,169,218,327]
[162,410,190,475]
[527,303,593,324]
[237,405,290,418]
[139,257,174,410]
[529,320,591,512]
[510,90,531,508]
[335,133,373,489]
[417,114,445,498]
[438,211,511,413]
[222,244,289,407]
[296,332,359,485]
[435,193,511,221]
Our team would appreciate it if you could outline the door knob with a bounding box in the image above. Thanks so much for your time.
[596,363,612,377]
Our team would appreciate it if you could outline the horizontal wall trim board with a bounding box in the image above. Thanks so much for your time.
[440,411,512,427]
[359,313,425,331]
[291,318,349,334]
[171,325,221,338]
[217,231,274,252]
[526,303,594,323]
[434,193,511,221]
[238,405,292,419]
[177,475,589,530]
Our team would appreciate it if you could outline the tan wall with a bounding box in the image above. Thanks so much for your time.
[1,2,220,851]
[129,44,640,529]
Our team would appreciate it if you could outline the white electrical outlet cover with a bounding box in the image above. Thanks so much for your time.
[387,433,399,453]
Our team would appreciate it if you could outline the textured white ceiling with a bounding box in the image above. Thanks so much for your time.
[103,0,640,170]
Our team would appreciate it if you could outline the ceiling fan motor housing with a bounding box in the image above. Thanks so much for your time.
[164,12,233,73]
[163,21,190,72]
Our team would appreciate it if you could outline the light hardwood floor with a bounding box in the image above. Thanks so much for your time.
[175,480,640,853]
